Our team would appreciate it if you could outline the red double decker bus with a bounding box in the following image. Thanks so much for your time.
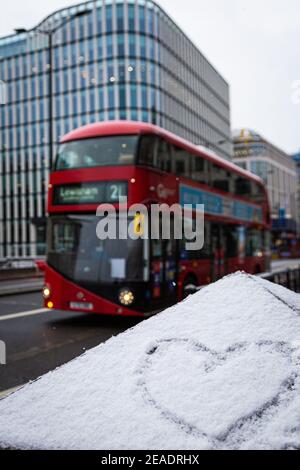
[44,121,271,317]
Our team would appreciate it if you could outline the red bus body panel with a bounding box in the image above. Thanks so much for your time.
[45,265,144,317]
[45,121,271,317]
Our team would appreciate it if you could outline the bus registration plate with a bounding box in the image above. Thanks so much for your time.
[69,302,94,311]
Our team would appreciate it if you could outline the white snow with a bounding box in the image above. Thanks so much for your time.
[0,272,300,450]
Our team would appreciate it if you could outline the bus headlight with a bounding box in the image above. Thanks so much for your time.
[119,289,134,306]
[43,286,51,299]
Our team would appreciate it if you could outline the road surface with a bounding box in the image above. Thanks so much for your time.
[0,291,142,396]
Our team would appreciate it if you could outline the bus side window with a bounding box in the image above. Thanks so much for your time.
[191,156,209,185]
[198,221,211,259]
[225,225,238,258]
[212,164,230,193]
[253,182,265,203]
[235,175,253,198]
[152,238,162,258]
[173,146,190,177]
[246,229,263,257]
[157,138,171,173]
[139,135,157,167]
[180,219,210,260]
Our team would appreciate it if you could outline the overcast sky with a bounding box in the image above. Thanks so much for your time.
[1,0,300,154]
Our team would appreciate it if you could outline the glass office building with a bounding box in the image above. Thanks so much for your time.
[293,152,300,233]
[0,0,231,258]
[233,129,298,246]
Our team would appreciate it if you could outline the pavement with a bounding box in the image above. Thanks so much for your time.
[0,277,44,297]
[0,291,142,397]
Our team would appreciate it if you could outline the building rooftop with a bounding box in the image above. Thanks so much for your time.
[233,128,296,168]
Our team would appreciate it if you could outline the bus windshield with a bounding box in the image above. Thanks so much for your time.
[55,135,139,170]
[47,215,146,284]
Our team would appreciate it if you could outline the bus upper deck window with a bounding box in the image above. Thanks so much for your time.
[173,146,190,177]
[252,183,265,203]
[157,139,171,173]
[212,164,230,193]
[55,136,138,170]
[139,135,156,168]
[235,176,252,198]
[191,156,210,185]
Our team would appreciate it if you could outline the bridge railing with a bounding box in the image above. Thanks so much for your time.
[0,258,46,281]
[259,266,300,293]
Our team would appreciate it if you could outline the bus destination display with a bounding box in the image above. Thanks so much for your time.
[53,181,128,205]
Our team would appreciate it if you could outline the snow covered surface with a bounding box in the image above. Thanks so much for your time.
[0,272,300,450]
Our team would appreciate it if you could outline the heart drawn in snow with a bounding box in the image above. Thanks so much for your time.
[137,339,299,445]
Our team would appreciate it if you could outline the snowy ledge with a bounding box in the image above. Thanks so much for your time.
[0,272,300,450]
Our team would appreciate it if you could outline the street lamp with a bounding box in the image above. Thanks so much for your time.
[14,10,88,167]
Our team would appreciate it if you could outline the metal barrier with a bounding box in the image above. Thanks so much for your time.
[260,267,300,293]
[0,259,46,281]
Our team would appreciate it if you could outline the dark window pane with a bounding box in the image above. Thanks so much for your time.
[128,5,135,31]
[173,146,189,177]
[116,4,124,31]
[139,5,146,32]
[191,156,210,185]
[212,164,230,192]
[225,225,238,258]
[181,220,211,260]
[106,5,113,33]
[138,135,156,167]
[246,229,263,257]
[235,176,252,198]
[157,138,171,173]
[55,136,138,170]
[119,84,126,108]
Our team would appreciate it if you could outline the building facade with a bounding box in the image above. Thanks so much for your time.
[293,152,300,233]
[0,0,231,259]
[233,129,298,255]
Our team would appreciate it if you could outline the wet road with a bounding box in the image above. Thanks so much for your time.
[0,291,142,394]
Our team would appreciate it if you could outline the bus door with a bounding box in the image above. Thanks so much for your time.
[211,224,226,281]
[150,220,179,307]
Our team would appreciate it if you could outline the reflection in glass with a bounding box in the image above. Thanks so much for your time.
[56,135,138,170]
